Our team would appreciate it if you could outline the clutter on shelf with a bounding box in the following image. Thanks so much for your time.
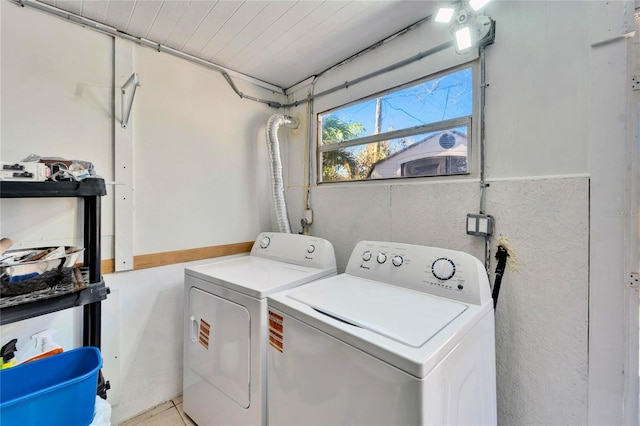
[0,154,98,182]
[0,245,88,308]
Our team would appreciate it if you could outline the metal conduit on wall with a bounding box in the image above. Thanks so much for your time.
[14,0,495,271]
[9,0,283,95]
[10,0,440,110]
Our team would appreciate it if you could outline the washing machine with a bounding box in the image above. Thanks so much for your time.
[183,232,336,425]
[267,240,496,425]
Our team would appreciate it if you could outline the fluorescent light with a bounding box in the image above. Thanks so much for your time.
[455,26,473,51]
[435,7,455,23]
[469,0,492,11]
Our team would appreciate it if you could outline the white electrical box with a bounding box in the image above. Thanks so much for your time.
[466,214,494,237]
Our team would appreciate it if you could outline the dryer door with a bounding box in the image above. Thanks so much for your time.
[188,287,250,408]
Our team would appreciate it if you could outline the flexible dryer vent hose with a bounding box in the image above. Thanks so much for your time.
[266,114,299,234]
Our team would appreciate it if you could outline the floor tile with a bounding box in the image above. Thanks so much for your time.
[132,406,185,426]
[119,401,176,426]
[176,403,196,426]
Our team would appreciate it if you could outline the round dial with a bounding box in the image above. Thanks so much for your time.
[259,237,271,249]
[432,258,456,280]
[377,252,387,264]
[362,251,372,261]
[392,255,404,267]
[307,244,316,254]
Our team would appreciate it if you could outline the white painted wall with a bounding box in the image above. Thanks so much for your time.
[0,2,279,423]
[0,0,114,253]
[131,46,277,254]
[107,42,279,423]
[283,1,634,425]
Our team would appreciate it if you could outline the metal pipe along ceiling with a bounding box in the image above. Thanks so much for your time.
[11,0,448,111]
[10,0,283,94]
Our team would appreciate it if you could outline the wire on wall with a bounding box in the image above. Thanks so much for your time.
[478,46,492,272]
[281,41,454,109]
[306,76,320,212]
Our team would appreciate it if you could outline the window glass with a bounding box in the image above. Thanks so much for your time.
[319,67,473,182]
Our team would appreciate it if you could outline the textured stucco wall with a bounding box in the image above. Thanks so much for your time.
[301,178,589,425]
[308,181,485,273]
[488,178,589,425]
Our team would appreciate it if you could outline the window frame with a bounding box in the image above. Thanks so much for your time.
[316,63,478,184]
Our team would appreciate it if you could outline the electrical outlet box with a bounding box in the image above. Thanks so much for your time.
[466,214,494,236]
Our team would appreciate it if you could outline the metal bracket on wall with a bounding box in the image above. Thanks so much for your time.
[632,76,640,91]
[121,73,141,128]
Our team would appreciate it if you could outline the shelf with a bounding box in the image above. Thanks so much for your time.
[0,178,106,198]
[0,280,108,326]
[0,177,106,332]
[0,175,109,397]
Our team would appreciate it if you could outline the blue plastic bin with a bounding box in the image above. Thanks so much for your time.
[0,346,102,426]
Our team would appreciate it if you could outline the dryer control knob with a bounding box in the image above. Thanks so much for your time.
[392,255,404,267]
[432,258,456,280]
[307,244,316,254]
[260,237,271,249]
[362,251,372,261]
[377,252,387,264]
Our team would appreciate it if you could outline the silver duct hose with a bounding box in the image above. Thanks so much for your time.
[266,114,299,233]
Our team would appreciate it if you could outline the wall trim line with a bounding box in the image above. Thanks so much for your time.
[101,241,254,274]
[485,173,590,183]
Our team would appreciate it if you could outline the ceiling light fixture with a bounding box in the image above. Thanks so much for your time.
[435,7,456,23]
[435,0,496,54]
[454,26,473,51]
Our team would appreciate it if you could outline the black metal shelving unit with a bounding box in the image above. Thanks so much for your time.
[0,178,110,397]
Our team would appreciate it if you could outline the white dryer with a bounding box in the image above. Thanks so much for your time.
[183,232,336,426]
[267,240,496,426]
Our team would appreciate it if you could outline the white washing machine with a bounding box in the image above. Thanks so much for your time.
[183,232,336,425]
[267,240,496,426]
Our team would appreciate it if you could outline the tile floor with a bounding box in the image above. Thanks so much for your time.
[120,395,196,426]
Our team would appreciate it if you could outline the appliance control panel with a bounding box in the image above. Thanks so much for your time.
[251,232,337,271]
[346,241,491,306]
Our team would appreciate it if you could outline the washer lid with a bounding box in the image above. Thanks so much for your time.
[288,276,468,348]
[187,256,335,299]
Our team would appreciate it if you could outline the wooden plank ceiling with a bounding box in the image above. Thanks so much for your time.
[38,0,437,89]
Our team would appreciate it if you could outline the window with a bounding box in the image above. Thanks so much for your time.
[318,67,473,182]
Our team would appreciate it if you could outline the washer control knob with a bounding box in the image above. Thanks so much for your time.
[432,258,456,280]
[362,251,372,261]
[259,237,271,249]
[392,255,404,267]
[307,244,316,254]
[377,252,387,264]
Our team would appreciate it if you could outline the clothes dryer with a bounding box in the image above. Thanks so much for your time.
[267,240,496,425]
[183,232,336,425]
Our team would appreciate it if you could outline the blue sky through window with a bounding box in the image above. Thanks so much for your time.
[323,67,472,139]
[320,67,473,181]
